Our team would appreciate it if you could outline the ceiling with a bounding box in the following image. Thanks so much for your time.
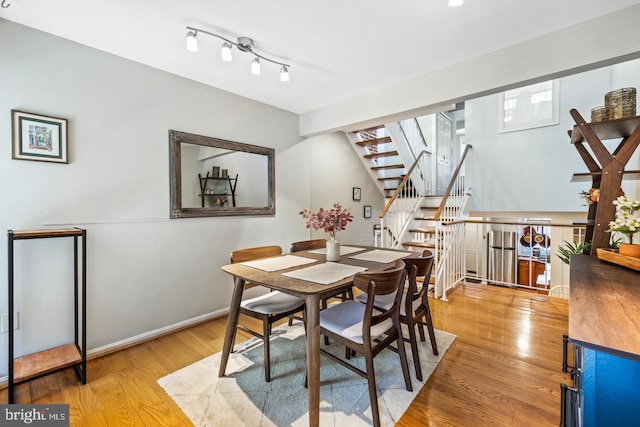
[2,0,640,114]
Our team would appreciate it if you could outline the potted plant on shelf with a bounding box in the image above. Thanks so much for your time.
[300,203,353,261]
[606,196,640,258]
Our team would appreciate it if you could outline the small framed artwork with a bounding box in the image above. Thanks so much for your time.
[352,187,361,201]
[11,110,68,163]
[364,205,372,218]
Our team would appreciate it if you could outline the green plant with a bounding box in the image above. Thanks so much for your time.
[557,240,592,265]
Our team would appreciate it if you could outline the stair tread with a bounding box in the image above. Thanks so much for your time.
[356,137,392,146]
[364,150,398,159]
[377,176,405,181]
[371,164,405,171]
[409,228,436,233]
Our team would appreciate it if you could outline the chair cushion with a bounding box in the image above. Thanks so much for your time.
[319,300,392,344]
[241,291,305,315]
[356,290,421,317]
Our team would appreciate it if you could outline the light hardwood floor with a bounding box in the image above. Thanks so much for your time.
[1,282,569,426]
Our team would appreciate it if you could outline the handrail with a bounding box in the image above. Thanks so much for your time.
[414,118,428,148]
[434,144,472,219]
[380,150,429,218]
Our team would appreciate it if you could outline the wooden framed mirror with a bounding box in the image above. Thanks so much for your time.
[169,130,275,218]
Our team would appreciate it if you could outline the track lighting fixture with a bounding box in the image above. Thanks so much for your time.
[185,26,291,82]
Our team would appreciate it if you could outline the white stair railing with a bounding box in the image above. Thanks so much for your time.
[433,145,472,299]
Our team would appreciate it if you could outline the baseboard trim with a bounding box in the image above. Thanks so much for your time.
[0,307,229,388]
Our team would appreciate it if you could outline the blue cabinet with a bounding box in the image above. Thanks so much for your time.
[581,348,640,426]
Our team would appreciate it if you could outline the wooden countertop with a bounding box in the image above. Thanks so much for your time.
[569,255,640,360]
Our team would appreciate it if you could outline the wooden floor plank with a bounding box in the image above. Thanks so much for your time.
[9,282,569,426]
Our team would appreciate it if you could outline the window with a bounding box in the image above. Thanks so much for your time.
[499,80,559,133]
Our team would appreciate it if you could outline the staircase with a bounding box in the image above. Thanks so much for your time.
[351,126,409,198]
[348,115,472,299]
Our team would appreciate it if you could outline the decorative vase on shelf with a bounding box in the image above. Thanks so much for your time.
[326,237,341,262]
[618,243,640,259]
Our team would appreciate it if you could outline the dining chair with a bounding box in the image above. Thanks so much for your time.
[230,245,306,382]
[356,253,438,381]
[318,260,412,427]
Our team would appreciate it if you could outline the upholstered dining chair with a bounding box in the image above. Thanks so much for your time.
[317,260,412,427]
[356,252,438,381]
[230,245,306,382]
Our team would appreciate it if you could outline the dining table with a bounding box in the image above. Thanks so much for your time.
[219,244,417,427]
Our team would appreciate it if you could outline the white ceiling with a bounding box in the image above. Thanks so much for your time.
[2,0,640,114]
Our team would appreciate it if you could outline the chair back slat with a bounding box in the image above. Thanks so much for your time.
[353,259,405,296]
[404,256,435,299]
[355,260,406,329]
[231,245,282,263]
[290,239,327,253]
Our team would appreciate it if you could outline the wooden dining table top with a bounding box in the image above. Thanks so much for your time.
[220,245,418,297]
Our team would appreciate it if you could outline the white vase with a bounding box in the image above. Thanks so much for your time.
[326,237,341,262]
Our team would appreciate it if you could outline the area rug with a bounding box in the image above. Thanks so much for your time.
[158,323,456,426]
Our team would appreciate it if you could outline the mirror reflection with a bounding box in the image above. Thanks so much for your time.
[169,130,275,218]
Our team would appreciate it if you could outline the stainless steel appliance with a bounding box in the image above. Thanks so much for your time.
[488,230,517,285]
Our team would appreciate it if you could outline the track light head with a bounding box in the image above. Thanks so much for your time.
[280,66,289,82]
[221,42,233,61]
[251,57,261,75]
[186,30,198,52]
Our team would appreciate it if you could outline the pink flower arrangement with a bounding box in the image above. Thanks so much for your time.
[300,203,354,238]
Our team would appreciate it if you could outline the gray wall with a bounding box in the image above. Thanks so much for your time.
[0,20,378,377]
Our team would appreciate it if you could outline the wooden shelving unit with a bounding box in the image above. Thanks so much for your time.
[198,172,238,208]
[7,227,87,403]
[568,110,640,254]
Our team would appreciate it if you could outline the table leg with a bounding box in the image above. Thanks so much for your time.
[306,294,320,427]
[218,276,245,377]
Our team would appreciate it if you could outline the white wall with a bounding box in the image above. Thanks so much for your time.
[466,59,640,214]
[0,19,382,377]
[305,132,386,245]
[300,4,640,137]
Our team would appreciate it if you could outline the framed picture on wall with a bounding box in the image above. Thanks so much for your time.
[11,110,68,164]
[352,187,361,201]
[364,205,372,218]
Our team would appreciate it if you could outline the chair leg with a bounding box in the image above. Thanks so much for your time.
[406,320,423,382]
[417,315,426,341]
[364,353,381,427]
[395,323,413,392]
[322,298,331,346]
[423,307,439,356]
[263,319,271,382]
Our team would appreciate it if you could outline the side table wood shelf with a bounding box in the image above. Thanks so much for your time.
[7,227,87,403]
[568,110,640,254]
